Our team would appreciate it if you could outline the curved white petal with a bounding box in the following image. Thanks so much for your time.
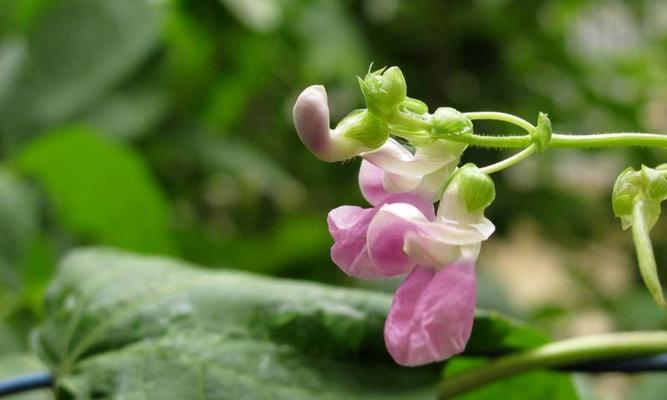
[362,139,446,176]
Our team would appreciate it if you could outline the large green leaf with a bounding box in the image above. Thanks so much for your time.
[35,248,549,399]
[14,128,175,255]
[444,357,582,400]
[0,0,163,143]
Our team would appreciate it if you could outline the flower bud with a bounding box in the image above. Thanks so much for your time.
[336,109,389,149]
[642,165,667,202]
[612,165,667,230]
[293,85,386,162]
[431,107,473,138]
[358,66,407,119]
[531,112,552,153]
[401,97,428,115]
[456,164,496,212]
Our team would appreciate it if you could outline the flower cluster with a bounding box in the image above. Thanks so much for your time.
[293,66,496,366]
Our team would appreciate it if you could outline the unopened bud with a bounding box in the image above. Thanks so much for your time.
[358,66,407,119]
[431,107,473,138]
[455,164,496,212]
[293,85,385,162]
[336,109,389,149]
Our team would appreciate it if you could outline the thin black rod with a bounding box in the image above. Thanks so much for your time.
[0,372,53,397]
[1,354,667,397]
[559,352,667,373]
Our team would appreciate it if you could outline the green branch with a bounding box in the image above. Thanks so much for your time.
[439,331,667,398]
[450,132,667,149]
[480,144,537,175]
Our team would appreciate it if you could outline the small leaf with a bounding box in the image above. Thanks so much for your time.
[14,127,176,255]
[35,248,552,398]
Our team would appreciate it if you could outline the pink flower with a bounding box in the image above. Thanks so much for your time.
[328,161,494,366]
[327,161,435,279]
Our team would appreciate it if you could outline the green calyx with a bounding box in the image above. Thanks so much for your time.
[358,65,407,119]
[431,107,474,139]
[612,165,667,230]
[454,164,496,213]
[531,112,552,153]
[614,165,667,308]
[337,109,389,149]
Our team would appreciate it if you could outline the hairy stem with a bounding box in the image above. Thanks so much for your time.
[465,111,536,133]
[480,144,537,175]
[449,132,667,149]
[631,201,666,307]
[439,331,667,398]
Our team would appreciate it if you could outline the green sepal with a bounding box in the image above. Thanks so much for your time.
[400,97,428,115]
[612,165,667,230]
[531,112,552,153]
[337,109,389,149]
[431,107,473,139]
[455,164,496,213]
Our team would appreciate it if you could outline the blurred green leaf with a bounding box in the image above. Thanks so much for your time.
[14,127,176,255]
[80,80,170,141]
[194,136,305,209]
[0,168,38,293]
[466,310,550,355]
[0,37,26,108]
[34,248,553,398]
[444,357,582,400]
[631,373,667,400]
[0,324,23,355]
[219,0,282,32]
[0,0,164,144]
[0,353,50,400]
[21,234,56,314]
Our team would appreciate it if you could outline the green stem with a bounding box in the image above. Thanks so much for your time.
[465,111,536,133]
[631,200,666,307]
[440,331,667,398]
[552,133,667,148]
[480,144,537,175]
[449,132,667,149]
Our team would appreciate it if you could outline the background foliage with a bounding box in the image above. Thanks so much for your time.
[1,0,667,398]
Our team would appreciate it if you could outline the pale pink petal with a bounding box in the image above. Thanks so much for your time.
[293,85,367,162]
[367,203,429,275]
[358,160,389,206]
[327,205,381,279]
[384,262,477,366]
[293,85,330,157]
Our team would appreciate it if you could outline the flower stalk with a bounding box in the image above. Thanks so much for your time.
[439,331,667,398]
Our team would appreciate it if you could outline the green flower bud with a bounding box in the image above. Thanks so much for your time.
[612,167,639,229]
[532,112,552,153]
[642,165,667,202]
[455,164,496,213]
[336,109,389,149]
[401,97,428,115]
[431,107,473,138]
[358,65,407,119]
[612,165,667,230]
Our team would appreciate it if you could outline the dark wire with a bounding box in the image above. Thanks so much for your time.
[1,354,666,397]
[0,372,53,397]
[559,353,667,373]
